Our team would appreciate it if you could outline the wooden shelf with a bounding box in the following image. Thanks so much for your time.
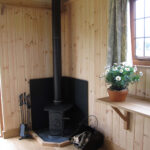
[97,95,150,130]
[97,95,150,118]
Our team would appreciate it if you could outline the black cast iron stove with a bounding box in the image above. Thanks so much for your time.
[44,104,72,136]
[44,0,72,136]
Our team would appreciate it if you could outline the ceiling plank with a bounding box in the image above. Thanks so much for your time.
[0,0,51,9]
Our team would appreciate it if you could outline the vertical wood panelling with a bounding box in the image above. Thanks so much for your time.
[145,68,150,98]
[0,5,52,131]
[119,110,127,149]
[62,0,150,150]
[143,118,150,150]
[134,115,144,150]
[136,67,146,98]
[0,1,150,149]
[126,114,135,150]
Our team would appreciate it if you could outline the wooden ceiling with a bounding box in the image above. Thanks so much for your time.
[0,0,71,9]
[0,0,52,8]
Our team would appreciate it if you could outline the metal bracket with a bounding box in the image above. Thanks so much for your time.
[112,106,130,130]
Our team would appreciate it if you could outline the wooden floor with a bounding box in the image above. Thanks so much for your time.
[0,137,76,150]
[0,137,107,150]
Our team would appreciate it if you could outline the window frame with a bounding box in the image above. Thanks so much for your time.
[130,0,150,66]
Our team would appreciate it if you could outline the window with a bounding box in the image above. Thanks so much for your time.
[130,0,150,65]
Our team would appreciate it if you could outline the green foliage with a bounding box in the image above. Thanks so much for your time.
[104,63,142,91]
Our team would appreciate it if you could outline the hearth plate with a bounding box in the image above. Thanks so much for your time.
[30,130,71,147]
[36,129,69,143]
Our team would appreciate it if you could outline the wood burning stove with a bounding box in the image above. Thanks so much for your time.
[44,0,73,136]
[44,104,72,136]
[30,77,88,138]
[30,0,88,140]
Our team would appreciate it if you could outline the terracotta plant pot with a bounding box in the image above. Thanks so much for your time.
[107,88,128,102]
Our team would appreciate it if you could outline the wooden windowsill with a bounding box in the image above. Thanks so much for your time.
[97,95,150,130]
[97,95,150,118]
[136,65,150,68]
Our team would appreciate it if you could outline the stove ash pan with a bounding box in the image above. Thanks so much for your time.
[44,104,73,136]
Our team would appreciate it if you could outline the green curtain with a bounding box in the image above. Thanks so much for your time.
[107,0,128,66]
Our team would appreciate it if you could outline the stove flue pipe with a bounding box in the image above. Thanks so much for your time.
[52,0,62,104]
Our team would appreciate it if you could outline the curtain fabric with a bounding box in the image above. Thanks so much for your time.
[107,0,128,66]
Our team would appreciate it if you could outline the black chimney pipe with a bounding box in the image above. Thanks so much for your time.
[52,0,62,104]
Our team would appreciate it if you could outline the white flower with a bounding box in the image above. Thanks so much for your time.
[121,66,124,69]
[105,66,110,69]
[125,67,130,71]
[105,69,110,75]
[113,63,118,66]
[134,66,137,72]
[112,67,118,71]
[121,62,126,65]
[115,76,121,81]
[139,71,143,77]
[119,69,123,73]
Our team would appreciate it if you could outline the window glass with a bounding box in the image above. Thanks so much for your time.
[136,19,144,37]
[145,38,150,56]
[145,0,150,17]
[136,38,144,57]
[136,0,144,19]
[145,18,150,37]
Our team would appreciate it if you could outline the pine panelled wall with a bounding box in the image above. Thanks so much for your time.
[0,0,150,150]
[0,5,52,134]
[62,0,150,150]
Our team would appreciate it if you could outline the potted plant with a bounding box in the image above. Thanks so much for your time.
[102,63,143,102]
